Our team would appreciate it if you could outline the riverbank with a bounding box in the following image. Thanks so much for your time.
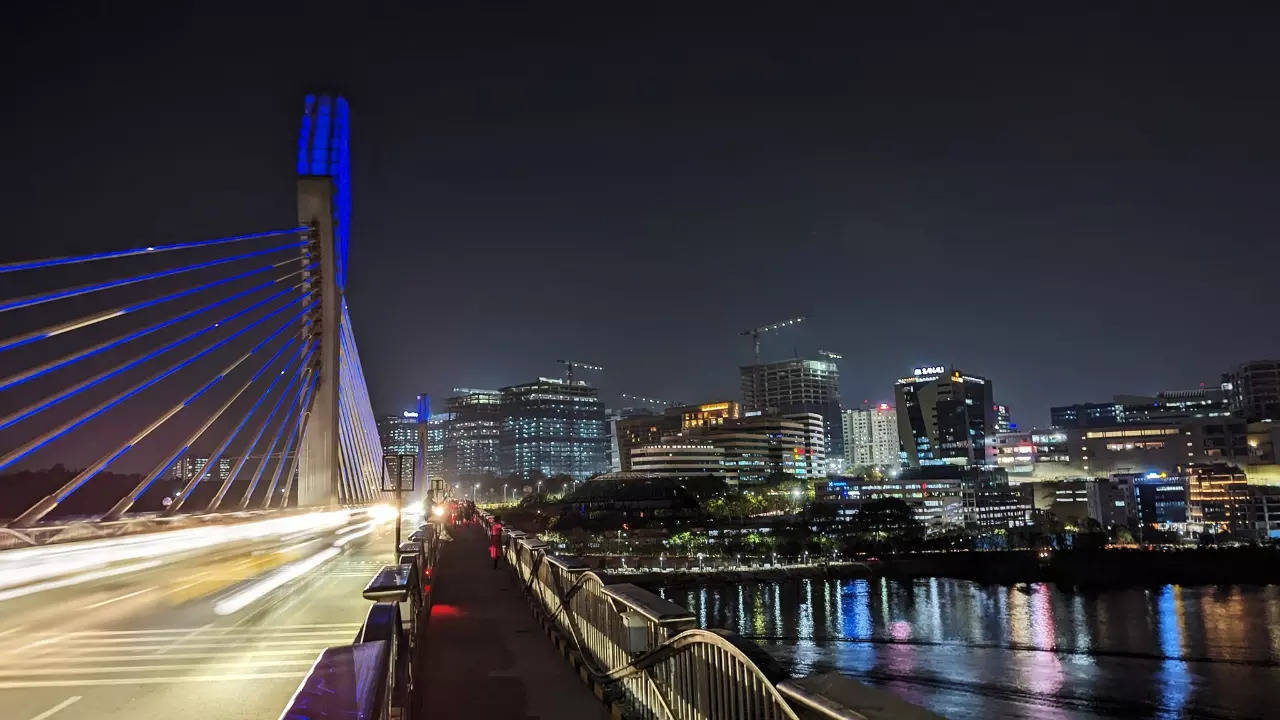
[590,546,1280,588]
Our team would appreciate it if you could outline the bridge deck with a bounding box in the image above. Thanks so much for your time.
[421,524,608,720]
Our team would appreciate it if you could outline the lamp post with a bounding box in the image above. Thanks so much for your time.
[472,482,480,502]
[503,483,508,502]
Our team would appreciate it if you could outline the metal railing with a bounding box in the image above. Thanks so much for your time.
[278,521,441,720]
[498,522,804,720]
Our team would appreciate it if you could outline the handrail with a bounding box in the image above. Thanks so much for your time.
[502,531,804,719]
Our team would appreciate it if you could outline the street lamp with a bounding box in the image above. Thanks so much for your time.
[472,482,480,502]
[503,483,509,502]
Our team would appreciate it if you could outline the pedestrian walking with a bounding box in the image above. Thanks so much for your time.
[489,516,504,569]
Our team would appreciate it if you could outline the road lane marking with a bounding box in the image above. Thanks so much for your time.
[1,622,361,636]
[25,696,81,720]
[148,621,213,656]
[14,649,332,664]
[0,660,317,675]
[83,586,158,609]
[0,673,306,688]
[14,629,355,644]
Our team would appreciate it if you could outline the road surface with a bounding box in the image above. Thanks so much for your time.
[0,511,399,720]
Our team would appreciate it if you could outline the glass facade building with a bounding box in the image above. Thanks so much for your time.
[499,378,609,481]
[894,366,996,468]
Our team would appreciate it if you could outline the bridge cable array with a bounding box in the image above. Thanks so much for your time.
[0,227,336,526]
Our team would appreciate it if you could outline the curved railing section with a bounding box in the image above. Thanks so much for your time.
[496,520,803,720]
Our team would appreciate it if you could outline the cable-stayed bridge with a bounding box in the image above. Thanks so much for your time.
[0,93,383,532]
[0,94,411,719]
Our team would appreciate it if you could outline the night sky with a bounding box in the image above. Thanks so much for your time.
[4,3,1278,429]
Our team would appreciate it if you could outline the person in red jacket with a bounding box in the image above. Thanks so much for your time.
[489,516,504,569]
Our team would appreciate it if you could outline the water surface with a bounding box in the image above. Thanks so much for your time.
[660,579,1280,718]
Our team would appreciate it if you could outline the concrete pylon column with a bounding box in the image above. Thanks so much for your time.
[296,177,341,508]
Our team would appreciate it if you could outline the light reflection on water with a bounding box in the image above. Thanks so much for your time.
[665,579,1280,719]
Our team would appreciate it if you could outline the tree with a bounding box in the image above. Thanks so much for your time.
[850,498,923,542]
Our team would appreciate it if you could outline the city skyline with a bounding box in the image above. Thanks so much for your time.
[4,4,1279,454]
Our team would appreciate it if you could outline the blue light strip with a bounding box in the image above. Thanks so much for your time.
[298,94,350,292]
[45,332,303,510]
[0,227,307,274]
[264,372,319,508]
[231,342,317,508]
[115,338,314,516]
[0,260,300,355]
[0,264,315,391]
[0,297,316,473]
[0,286,304,431]
[0,240,308,313]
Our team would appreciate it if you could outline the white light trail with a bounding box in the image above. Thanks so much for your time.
[0,509,355,597]
[212,546,340,616]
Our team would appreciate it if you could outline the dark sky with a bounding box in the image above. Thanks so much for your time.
[4,2,1278,429]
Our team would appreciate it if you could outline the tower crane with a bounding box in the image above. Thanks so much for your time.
[619,392,671,407]
[556,359,603,382]
[740,316,805,362]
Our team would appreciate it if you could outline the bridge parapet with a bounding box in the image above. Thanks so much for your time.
[487,511,941,720]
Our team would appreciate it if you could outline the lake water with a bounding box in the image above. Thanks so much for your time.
[659,578,1280,719]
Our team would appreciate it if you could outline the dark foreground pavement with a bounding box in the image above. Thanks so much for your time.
[420,524,608,720]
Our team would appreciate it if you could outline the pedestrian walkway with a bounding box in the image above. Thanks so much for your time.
[419,524,609,720]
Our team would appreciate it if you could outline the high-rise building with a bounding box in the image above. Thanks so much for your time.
[894,366,995,468]
[423,411,451,487]
[376,411,419,457]
[740,358,842,461]
[499,378,609,481]
[1223,360,1280,421]
[444,389,503,481]
[842,404,899,469]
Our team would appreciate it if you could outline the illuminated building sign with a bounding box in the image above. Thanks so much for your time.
[914,366,946,376]
[402,410,418,419]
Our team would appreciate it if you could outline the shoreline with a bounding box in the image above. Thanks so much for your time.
[589,546,1280,589]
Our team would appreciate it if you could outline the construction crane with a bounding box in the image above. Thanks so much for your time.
[619,392,670,407]
[740,316,805,362]
[556,359,603,382]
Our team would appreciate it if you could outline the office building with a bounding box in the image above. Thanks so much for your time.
[499,378,609,481]
[1128,472,1189,529]
[443,389,503,481]
[995,404,1013,433]
[818,465,1028,530]
[699,412,825,484]
[894,366,995,467]
[171,456,231,484]
[1185,462,1249,536]
[1051,388,1234,429]
[1069,419,1265,476]
[423,411,451,487]
[680,401,740,430]
[842,404,899,469]
[610,401,741,472]
[1224,360,1280,421]
[1245,485,1280,540]
[741,358,843,461]
[376,411,419,457]
[629,443,730,480]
